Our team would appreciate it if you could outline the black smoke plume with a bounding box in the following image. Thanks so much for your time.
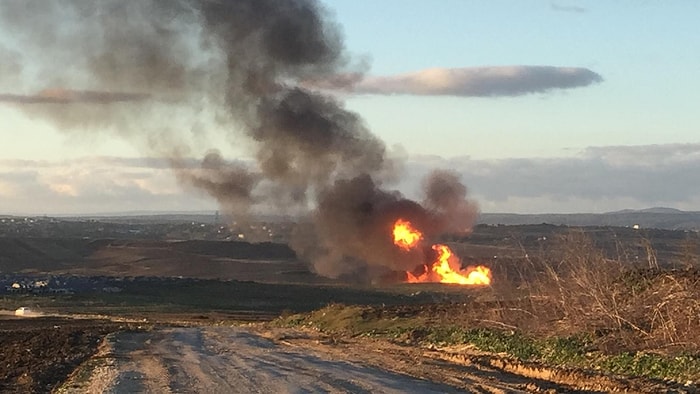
[0,0,478,282]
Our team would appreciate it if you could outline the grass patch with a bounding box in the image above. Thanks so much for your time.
[275,303,700,382]
[602,352,700,382]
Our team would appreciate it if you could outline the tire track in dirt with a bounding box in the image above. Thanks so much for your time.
[76,327,464,393]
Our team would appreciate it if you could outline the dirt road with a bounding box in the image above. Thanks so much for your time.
[62,326,675,393]
[68,327,463,393]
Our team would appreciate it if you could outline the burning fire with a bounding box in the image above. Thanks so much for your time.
[392,219,491,286]
[392,219,422,250]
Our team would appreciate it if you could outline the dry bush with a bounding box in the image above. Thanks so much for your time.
[517,230,700,352]
[526,231,628,330]
[619,269,700,351]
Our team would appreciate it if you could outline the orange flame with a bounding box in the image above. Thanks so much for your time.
[392,219,423,250]
[430,244,491,285]
[392,219,491,286]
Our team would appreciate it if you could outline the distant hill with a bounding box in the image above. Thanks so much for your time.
[65,208,700,231]
[54,212,294,224]
[605,207,684,215]
[5,208,700,231]
[478,208,700,230]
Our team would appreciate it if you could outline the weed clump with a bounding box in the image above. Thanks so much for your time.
[523,231,700,352]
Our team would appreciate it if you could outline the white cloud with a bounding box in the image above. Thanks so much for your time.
[317,66,603,97]
[0,179,19,197]
[0,157,215,215]
[48,183,78,197]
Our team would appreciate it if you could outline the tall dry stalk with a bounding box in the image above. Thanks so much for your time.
[521,230,700,351]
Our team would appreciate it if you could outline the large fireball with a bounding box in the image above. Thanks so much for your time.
[392,219,423,250]
[392,219,491,285]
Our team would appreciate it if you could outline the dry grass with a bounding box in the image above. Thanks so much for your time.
[515,230,700,352]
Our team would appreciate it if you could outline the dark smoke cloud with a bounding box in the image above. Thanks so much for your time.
[253,88,387,194]
[291,173,476,280]
[174,151,258,216]
[0,0,478,282]
[423,170,478,234]
[0,89,149,104]
[341,66,603,97]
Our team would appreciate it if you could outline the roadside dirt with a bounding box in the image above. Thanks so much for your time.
[255,327,683,393]
[0,316,124,393]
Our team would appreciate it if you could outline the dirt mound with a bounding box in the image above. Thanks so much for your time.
[172,240,296,259]
[0,238,95,272]
[0,316,126,393]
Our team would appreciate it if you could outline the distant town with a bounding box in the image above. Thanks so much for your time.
[1,273,206,296]
[0,214,295,242]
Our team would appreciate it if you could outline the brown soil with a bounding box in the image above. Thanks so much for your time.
[0,316,130,393]
[256,327,682,393]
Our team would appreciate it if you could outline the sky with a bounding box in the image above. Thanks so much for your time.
[1,1,699,215]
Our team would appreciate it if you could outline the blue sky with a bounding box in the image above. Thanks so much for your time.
[1,1,699,215]
[329,0,700,158]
